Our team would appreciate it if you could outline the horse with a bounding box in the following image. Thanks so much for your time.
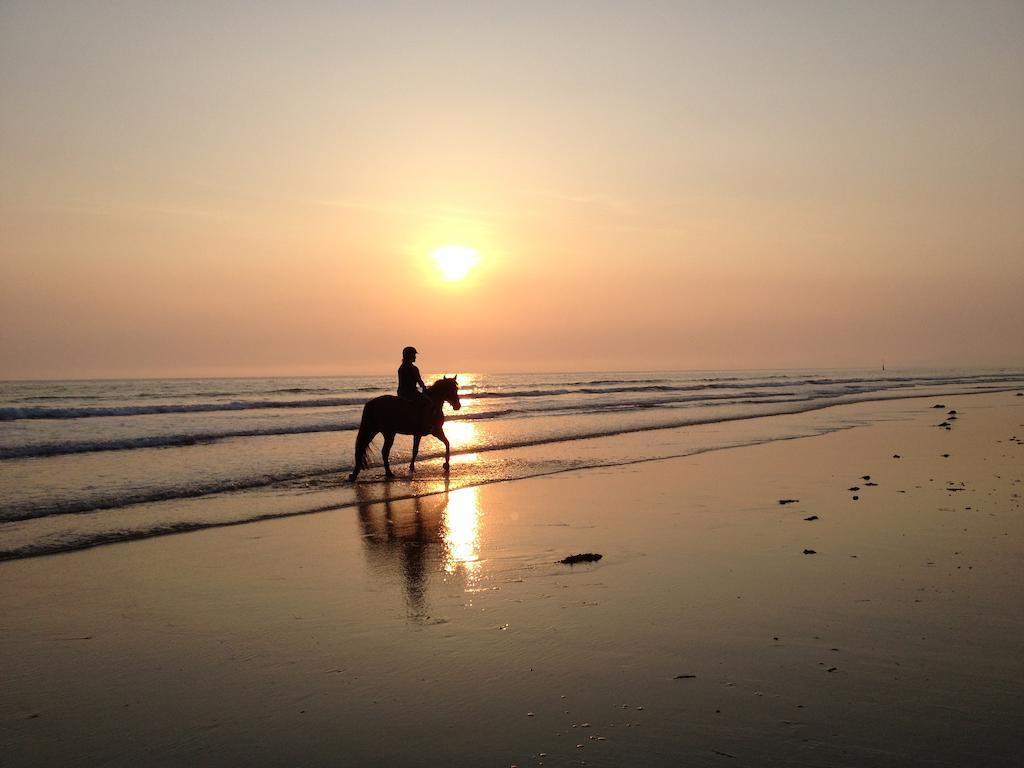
[347,376,462,481]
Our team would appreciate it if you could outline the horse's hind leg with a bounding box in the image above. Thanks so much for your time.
[407,436,419,473]
[382,432,396,478]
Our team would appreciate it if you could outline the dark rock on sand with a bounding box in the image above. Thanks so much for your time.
[803,549,817,555]
[559,553,602,565]
[948,410,957,415]
[848,486,860,491]
[938,422,951,427]
[933,404,946,408]
[893,454,901,458]
[674,674,697,679]
[941,454,950,458]
[861,475,871,480]
[804,515,819,521]
[778,499,799,505]
[852,495,859,500]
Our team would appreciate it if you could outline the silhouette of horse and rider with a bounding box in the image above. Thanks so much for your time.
[348,346,462,481]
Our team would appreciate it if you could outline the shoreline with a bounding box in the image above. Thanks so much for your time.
[2,392,1022,766]
[5,387,1023,562]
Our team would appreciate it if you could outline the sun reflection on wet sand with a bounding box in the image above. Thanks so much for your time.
[354,473,488,617]
[442,486,481,584]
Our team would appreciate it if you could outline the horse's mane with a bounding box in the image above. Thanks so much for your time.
[428,377,457,391]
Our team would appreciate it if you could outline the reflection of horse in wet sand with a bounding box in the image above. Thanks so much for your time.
[355,480,449,620]
[348,376,461,481]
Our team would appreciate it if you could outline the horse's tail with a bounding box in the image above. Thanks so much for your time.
[348,403,378,480]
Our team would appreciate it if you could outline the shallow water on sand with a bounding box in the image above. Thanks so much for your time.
[2,368,1022,558]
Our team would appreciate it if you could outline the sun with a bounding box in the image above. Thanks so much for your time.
[432,245,480,282]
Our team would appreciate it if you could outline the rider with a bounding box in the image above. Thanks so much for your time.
[397,346,437,433]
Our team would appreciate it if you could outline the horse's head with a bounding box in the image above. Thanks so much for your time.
[435,375,461,410]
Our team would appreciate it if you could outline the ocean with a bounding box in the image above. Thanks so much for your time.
[2,368,1022,560]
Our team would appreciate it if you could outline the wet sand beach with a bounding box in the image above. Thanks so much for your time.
[2,392,1022,767]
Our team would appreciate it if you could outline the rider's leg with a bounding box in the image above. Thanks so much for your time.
[419,396,434,435]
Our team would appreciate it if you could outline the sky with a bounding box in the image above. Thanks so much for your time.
[1,1,1022,379]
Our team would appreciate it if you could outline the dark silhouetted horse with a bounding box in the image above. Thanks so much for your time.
[348,376,462,481]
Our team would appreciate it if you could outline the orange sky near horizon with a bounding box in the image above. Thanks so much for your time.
[1,2,1022,379]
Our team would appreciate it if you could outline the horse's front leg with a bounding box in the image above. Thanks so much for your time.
[432,427,451,474]
[409,434,421,474]
[382,432,396,478]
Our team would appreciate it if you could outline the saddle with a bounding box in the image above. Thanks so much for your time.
[399,393,440,435]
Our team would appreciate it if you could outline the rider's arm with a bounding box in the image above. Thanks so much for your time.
[414,365,427,392]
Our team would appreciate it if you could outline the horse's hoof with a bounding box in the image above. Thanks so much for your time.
[347,473,357,482]
[443,462,450,474]
[409,465,416,474]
